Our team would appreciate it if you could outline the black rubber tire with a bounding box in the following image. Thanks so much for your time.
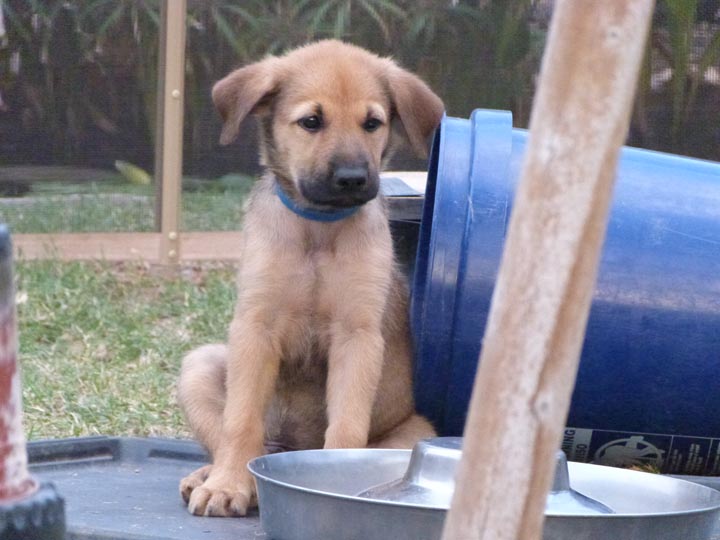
[0,482,65,540]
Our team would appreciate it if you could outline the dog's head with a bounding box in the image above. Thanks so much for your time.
[212,40,444,209]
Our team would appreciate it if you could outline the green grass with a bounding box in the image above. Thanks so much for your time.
[0,174,254,233]
[182,191,248,231]
[2,172,251,439]
[1,193,156,233]
[17,260,237,440]
[0,190,247,233]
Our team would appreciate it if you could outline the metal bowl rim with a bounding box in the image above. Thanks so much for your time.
[248,448,720,518]
[564,462,720,517]
[249,448,447,511]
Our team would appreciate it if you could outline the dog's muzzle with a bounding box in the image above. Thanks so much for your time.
[300,166,380,208]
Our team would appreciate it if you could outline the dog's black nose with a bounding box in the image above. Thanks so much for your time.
[333,167,368,191]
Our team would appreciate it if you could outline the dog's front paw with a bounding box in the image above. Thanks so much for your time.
[186,472,255,517]
[180,464,212,504]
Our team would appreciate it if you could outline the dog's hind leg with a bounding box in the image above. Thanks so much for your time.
[368,414,436,449]
[177,343,228,453]
[177,344,227,504]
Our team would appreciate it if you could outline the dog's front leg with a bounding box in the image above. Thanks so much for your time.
[324,317,386,449]
[187,314,281,517]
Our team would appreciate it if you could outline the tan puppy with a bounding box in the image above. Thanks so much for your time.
[177,40,444,517]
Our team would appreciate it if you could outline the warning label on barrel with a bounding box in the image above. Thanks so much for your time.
[562,428,720,475]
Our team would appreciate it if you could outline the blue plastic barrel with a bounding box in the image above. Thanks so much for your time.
[411,109,720,475]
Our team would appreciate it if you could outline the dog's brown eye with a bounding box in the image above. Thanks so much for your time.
[299,115,322,132]
[363,118,382,132]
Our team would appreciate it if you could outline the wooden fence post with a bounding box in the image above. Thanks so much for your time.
[441,2,655,539]
[154,0,187,264]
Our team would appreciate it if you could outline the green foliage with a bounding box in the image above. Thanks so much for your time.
[2,0,717,166]
[391,1,539,122]
[639,0,720,151]
[0,0,540,163]
[665,0,700,139]
[1,0,160,160]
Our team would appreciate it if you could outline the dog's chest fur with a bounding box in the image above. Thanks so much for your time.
[239,183,392,378]
[284,234,343,369]
[250,203,392,448]
[282,218,386,370]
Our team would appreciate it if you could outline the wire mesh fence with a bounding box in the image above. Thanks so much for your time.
[0,0,160,234]
[0,0,718,245]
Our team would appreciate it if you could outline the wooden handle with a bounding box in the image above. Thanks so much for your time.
[0,226,37,502]
[441,2,655,539]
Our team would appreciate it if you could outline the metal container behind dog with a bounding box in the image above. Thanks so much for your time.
[411,110,720,475]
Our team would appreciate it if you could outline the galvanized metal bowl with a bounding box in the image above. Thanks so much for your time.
[248,438,720,540]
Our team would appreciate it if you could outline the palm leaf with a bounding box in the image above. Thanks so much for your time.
[663,0,698,139]
[305,0,336,37]
[333,1,351,39]
[407,12,429,43]
[358,0,392,43]
[95,3,127,39]
[686,26,720,119]
[79,0,117,23]
[1,2,33,44]
[211,7,245,56]
[139,2,160,27]
[220,4,262,32]
[366,0,405,19]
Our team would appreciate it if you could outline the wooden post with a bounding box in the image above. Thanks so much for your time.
[0,225,66,538]
[154,0,187,264]
[0,227,36,503]
[441,2,655,539]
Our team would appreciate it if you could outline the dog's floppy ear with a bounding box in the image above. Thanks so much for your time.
[212,57,282,145]
[385,65,444,158]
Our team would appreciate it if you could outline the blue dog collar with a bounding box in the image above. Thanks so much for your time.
[274,183,360,222]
